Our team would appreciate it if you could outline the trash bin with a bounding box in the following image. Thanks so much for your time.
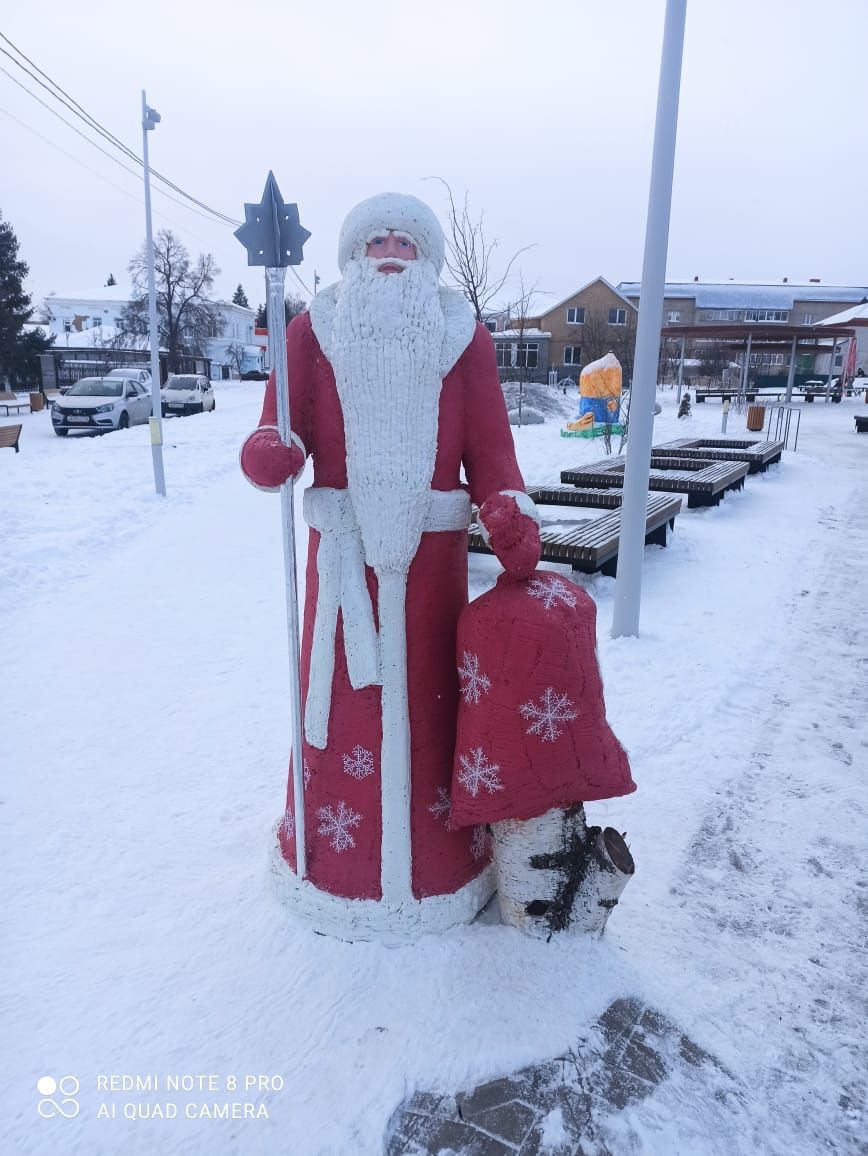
[746,404,765,432]
[29,392,44,412]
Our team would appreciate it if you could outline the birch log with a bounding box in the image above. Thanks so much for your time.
[491,806,635,939]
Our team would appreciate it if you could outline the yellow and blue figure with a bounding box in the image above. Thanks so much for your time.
[562,352,624,438]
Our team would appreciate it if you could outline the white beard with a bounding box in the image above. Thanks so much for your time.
[329,257,446,574]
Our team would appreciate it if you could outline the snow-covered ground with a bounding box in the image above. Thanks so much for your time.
[2,384,866,1155]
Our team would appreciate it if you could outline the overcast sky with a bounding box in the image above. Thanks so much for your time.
[2,0,866,316]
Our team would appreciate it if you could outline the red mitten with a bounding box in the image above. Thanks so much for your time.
[240,427,305,490]
[479,492,541,579]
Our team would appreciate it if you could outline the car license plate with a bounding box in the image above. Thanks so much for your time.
[169,403,184,409]
[68,416,90,423]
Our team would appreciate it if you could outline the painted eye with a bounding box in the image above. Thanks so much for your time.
[371,237,386,246]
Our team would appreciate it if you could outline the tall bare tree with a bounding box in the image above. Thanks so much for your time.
[430,178,532,321]
[121,230,223,371]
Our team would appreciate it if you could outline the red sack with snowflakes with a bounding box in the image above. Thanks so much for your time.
[450,572,635,827]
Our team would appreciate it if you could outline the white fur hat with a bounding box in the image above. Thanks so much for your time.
[337,192,445,274]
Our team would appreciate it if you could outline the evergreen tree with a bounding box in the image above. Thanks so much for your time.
[106,272,117,286]
[0,211,53,388]
[232,283,249,308]
[254,302,267,328]
[253,296,307,330]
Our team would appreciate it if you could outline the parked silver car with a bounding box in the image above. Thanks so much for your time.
[161,374,215,417]
[51,376,153,436]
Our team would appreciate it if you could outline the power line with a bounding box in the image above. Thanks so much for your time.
[0,67,228,230]
[0,32,240,227]
[0,105,216,249]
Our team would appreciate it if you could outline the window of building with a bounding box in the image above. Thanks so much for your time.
[91,317,102,329]
[608,308,627,325]
[484,320,497,332]
[744,309,789,323]
[749,352,785,367]
[496,342,539,369]
[667,311,681,323]
[803,313,814,325]
[114,317,124,329]
[567,307,585,325]
[563,346,582,365]
[517,343,538,369]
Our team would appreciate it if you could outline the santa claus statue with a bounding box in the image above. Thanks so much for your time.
[241,192,634,941]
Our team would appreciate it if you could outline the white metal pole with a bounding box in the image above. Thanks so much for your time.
[266,267,306,877]
[142,90,166,497]
[612,0,687,639]
[784,334,797,403]
[676,333,685,401]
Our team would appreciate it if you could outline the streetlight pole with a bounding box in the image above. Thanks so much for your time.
[142,90,166,497]
[611,0,687,638]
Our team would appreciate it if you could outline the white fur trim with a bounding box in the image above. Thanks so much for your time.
[303,487,381,749]
[376,570,412,904]
[239,425,307,493]
[271,822,495,942]
[338,192,445,274]
[478,488,541,545]
[309,284,475,382]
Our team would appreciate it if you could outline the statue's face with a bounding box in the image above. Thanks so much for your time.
[365,230,418,273]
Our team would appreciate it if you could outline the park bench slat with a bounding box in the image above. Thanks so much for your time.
[561,454,748,508]
[654,437,784,473]
[469,492,682,576]
[0,423,22,452]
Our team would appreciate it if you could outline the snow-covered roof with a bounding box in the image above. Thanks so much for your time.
[493,328,551,339]
[532,277,637,319]
[48,285,132,304]
[816,301,868,326]
[617,281,868,309]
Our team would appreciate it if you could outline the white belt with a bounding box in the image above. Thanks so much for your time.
[302,486,471,749]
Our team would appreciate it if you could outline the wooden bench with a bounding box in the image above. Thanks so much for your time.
[855,415,868,434]
[0,390,29,415]
[561,454,749,508]
[0,423,22,452]
[654,437,784,473]
[469,489,682,576]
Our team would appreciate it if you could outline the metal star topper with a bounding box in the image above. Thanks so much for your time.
[234,172,310,268]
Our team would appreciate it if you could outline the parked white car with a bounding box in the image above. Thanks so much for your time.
[105,366,152,388]
[51,376,153,436]
[161,374,215,417]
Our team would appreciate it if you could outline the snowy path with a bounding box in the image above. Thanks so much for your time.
[2,390,866,1154]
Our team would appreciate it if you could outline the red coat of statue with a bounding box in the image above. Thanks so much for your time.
[240,192,631,940]
[241,193,545,938]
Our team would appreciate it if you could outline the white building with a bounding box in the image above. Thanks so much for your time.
[42,287,264,378]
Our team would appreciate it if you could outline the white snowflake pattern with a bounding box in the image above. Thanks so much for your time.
[316,801,362,852]
[527,575,577,611]
[278,808,295,842]
[520,687,578,743]
[457,748,503,797]
[342,745,375,780]
[429,787,452,823]
[303,758,311,788]
[470,825,489,861]
[458,651,492,705]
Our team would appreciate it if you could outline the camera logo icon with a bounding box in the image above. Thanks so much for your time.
[37,1075,80,1118]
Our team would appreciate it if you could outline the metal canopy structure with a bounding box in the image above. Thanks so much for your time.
[660,323,858,402]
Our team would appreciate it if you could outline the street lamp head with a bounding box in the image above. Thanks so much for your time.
[144,105,161,131]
